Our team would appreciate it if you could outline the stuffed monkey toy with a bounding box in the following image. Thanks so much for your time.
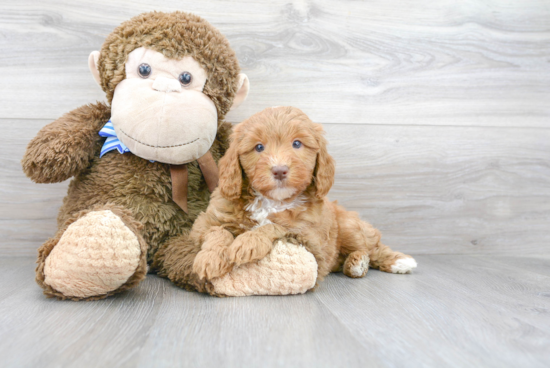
[21,11,317,300]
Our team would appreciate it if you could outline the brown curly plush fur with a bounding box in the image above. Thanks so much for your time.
[98,11,241,116]
[153,107,417,295]
[23,102,231,261]
[189,107,417,287]
[21,11,239,300]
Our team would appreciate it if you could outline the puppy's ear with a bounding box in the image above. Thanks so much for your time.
[313,125,335,199]
[218,135,243,200]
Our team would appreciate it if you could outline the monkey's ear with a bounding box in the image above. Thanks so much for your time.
[229,73,250,111]
[88,51,101,87]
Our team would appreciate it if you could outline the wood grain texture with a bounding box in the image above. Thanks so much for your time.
[489,254,550,277]
[0,255,549,368]
[0,0,548,126]
[1,2,549,367]
[315,254,550,368]
[1,0,549,255]
[327,124,550,255]
[3,118,549,256]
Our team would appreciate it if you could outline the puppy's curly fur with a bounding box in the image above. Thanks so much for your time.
[192,106,417,286]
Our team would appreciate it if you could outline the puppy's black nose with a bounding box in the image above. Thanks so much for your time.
[272,165,289,180]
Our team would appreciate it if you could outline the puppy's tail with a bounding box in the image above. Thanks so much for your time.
[369,243,417,274]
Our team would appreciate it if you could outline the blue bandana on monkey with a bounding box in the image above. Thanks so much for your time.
[98,120,130,157]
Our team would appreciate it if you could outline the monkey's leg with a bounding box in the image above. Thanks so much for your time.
[155,235,318,297]
[37,204,148,301]
[152,231,205,292]
[209,239,318,297]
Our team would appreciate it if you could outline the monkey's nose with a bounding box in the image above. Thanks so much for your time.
[272,166,289,181]
[152,77,181,93]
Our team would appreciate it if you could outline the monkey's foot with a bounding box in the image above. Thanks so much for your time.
[43,210,144,299]
[210,240,318,296]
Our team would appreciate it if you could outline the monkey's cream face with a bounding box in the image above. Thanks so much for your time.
[110,47,218,164]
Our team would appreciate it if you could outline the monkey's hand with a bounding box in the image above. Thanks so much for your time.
[22,103,109,183]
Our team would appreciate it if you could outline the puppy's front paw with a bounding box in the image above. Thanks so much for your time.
[193,249,233,280]
[225,232,273,266]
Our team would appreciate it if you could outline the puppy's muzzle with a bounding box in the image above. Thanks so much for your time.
[272,165,289,181]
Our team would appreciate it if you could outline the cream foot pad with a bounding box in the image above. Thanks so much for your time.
[211,240,318,297]
[44,210,141,298]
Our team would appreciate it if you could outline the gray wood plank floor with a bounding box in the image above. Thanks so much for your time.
[1,255,549,368]
[1,0,549,128]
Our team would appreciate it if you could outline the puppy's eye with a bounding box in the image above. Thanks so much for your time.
[179,72,192,86]
[255,144,265,153]
[292,140,302,149]
[138,63,151,78]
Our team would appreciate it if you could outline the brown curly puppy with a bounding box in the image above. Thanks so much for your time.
[191,106,417,286]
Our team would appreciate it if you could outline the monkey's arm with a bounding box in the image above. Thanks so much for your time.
[22,103,110,183]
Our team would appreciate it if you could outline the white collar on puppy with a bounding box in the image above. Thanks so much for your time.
[245,192,305,228]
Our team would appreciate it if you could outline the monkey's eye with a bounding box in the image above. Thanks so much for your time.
[255,144,265,153]
[292,140,302,149]
[138,63,151,78]
[179,72,192,86]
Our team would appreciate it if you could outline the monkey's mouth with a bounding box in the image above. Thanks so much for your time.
[119,128,199,148]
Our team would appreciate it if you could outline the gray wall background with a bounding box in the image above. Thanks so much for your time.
[1,0,549,256]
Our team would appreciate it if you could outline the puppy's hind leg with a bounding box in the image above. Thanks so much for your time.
[334,205,377,278]
[343,250,370,278]
[370,243,417,274]
[334,204,417,275]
